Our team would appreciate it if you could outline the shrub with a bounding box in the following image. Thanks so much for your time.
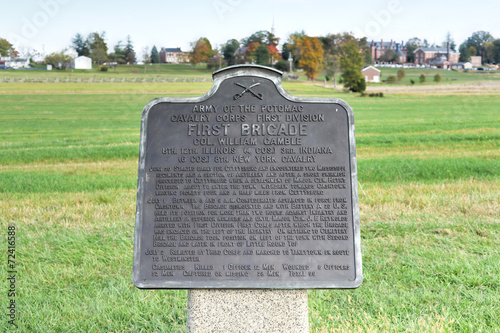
[397,68,406,81]
[350,78,366,93]
[207,56,226,70]
[386,75,397,84]
[410,79,415,85]
[274,60,288,72]
[434,74,442,83]
[99,65,108,72]
[360,92,384,98]
[419,74,426,83]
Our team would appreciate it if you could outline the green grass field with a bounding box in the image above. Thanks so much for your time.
[373,67,500,85]
[1,66,499,332]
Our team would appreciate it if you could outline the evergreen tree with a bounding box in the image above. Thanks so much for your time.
[71,33,89,56]
[124,35,136,64]
[281,43,291,60]
[222,39,240,66]
[110,41,126,64]
[150,46,160,64]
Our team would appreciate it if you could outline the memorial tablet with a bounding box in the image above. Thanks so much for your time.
[133,65,362,289]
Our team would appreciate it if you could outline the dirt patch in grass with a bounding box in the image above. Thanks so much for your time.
[365,81,500,95]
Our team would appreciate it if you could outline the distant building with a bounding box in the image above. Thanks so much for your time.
[159,47,188,64]
[470,56,482,67]
[72,56,92,70]
[0,57,29,69]
[368,39,407,64]
[362,66,381,83]
[451,62,472,70]
[427,56,451,69]
[414,45,459,66]
[270,18,282,54]
[395,43,407,64]
[234,46,248,64]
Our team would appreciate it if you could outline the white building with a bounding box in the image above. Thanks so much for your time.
[72,56,92,69]
[0,57,30,69]
[451,62,473,70]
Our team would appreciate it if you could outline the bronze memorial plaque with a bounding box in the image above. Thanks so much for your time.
[133,65,362,289]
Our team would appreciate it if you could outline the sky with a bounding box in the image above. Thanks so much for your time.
[1,0,499,59]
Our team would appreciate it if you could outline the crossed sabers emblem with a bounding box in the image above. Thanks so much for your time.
[234,82,263,100]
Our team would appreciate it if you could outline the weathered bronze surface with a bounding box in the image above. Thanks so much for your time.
[133,65,362,289]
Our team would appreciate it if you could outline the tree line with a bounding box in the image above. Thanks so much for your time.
[187,30,369,93]
[403,31,500,64]
[186,29,500,93]
[72,32,136,65]
[2,29,500,92]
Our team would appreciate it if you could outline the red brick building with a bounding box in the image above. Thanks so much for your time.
[414,45,459,67]
[159,47,188,64]
[368,39,407,64]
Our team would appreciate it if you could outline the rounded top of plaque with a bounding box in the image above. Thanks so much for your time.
[212,64,283,80]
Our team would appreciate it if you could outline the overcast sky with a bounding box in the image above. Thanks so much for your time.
[1,0,499,58]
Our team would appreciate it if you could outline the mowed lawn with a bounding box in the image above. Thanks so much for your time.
[0,75,499,332]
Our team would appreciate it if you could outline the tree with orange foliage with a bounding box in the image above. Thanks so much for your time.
[267,44,281,63]
[297,36,324,80]
[245,42,260,63]
[189,37,213,66]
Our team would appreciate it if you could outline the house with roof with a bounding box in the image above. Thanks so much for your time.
[414,45,459,67]
[0,56,29,69]
[234,46,248,64]
[159,47,188,64]
[72,56,92,70]
[362,66,381,83]
[368,39,407,64]
[450,62,472,70]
